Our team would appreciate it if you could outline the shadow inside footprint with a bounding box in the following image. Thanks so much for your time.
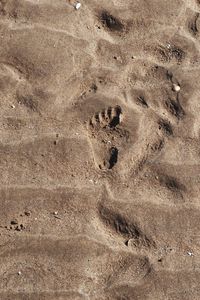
[98,204,155,248]
[158,119,173,136]
[108,147,118,169]
[100,11,124,32]
[165,98,185,119]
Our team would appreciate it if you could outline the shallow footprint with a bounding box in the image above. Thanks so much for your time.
[87,105,129,170]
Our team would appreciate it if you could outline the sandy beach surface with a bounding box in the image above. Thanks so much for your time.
[0,0,200,299]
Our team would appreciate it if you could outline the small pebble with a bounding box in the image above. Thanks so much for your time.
[75,2,81,10]
[18,271,22,275]
[11,104,15,109]
[54,211,58,215]
[187,251,194,256]
[172,84,180,92]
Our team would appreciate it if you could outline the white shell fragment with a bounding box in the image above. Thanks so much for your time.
[172,84,180,92]
[75,2,81,10]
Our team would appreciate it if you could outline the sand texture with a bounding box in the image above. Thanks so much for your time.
[0,0,200,299]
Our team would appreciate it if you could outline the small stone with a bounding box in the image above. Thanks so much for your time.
[172,84,180,92]
[187,251,194,256]
[11,104,15,109]
[75,2,81,10]
[53,211,58,215]
[18,271,22,275]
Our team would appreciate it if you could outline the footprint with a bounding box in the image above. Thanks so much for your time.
[17,93,38,112]
[158,174,186,197]
[98,203,155,249]
[157,44,185,64]
[165,97,185,119]
[99,11,124,32]
[87,105,129,170]
[3,118,26,130]
[106,255,152,289]
[188,12,199,36]
[0,261,47,291]
[158,119,173,136]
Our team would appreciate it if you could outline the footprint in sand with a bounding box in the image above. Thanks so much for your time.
[87,105,130,170]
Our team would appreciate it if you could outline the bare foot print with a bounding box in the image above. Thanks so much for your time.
[87,105,130,170]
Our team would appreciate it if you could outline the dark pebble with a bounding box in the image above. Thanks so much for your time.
[11,220,18,225]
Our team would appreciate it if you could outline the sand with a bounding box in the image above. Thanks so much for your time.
[0,0,200,299]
